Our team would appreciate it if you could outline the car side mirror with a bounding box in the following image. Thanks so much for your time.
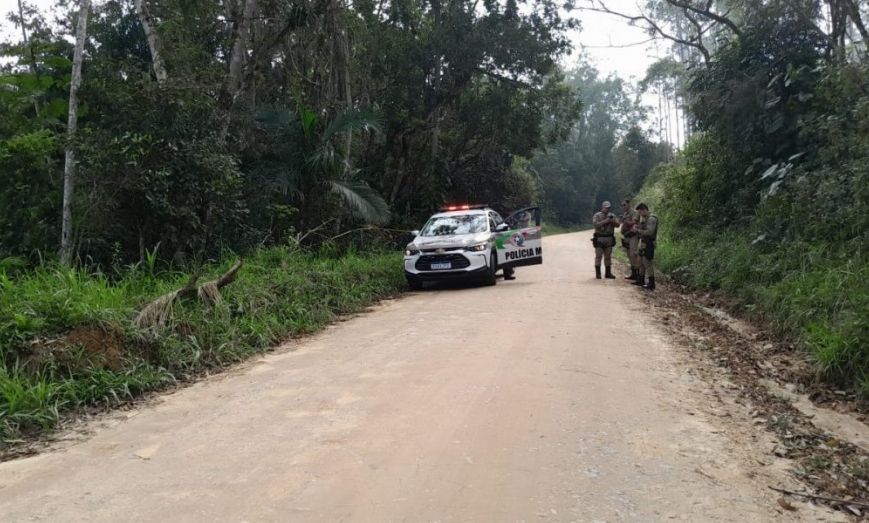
[495,223,509,232]
[410,230,420,237]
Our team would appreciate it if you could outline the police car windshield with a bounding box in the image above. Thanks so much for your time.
[420,214,487,236]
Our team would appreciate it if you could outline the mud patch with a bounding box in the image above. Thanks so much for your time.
[29,326,125,372]
[65,327,124,370]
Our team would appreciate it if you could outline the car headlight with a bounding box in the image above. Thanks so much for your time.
[405,246,420,256]
[465,243,488,252]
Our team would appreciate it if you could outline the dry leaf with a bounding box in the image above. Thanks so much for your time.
[777,497,797,511]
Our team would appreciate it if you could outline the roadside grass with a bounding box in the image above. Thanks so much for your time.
[0,247,404,444]
[650,227,869,396]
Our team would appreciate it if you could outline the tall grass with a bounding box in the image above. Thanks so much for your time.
[0,247,404,443]
[650,225,869,396]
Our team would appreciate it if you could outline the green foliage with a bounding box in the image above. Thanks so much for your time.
[684,9,831,224]
[0,247,404,442]
[641,135,869,395]
[251,106,390,237]
[0,130,60,258]
[1,0,578,263]
[350,0,578,221]
[631,0,869,395]
[0,366,62,436]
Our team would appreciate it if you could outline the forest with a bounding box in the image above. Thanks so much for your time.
[1,0,602,266]
[621,0,869,395]
[1,0,867,443]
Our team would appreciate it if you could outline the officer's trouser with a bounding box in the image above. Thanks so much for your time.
[627,236,640,268]
[595,246,613,266]
[640,238,656,277]
[642,256,655,278]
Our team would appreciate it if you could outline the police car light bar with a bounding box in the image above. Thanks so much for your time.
[440,203,489,212]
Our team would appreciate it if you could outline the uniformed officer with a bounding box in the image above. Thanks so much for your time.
[592,201,618,279]
[619,199,640,281]
[631,203,659,290]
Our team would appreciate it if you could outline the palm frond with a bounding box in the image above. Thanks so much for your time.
[307,146,342,176]
[328,180,391,225]
[322,108,384,142]
[251,162,304,198]
[299,105,318,141]
[277,167,304,197]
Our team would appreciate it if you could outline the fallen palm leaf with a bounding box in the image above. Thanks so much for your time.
[134,260,243,328]
[197,260,243,308]
[133,273,199,328]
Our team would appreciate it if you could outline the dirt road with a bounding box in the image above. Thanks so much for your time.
[0,232,841,522]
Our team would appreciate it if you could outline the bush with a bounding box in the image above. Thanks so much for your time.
[636,54,869,397]
[640,160,869,396]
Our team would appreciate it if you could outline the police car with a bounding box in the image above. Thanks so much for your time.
[403,204,543,289]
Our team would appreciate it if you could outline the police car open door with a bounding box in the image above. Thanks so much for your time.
[496,206,543,269]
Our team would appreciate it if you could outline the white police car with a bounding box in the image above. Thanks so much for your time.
[404,204,543,289]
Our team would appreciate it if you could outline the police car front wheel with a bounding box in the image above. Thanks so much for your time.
[485,251,498,286]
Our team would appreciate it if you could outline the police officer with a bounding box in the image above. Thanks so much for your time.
[631,203,658,290]
[619,199,640,281]
[592,201,618,279]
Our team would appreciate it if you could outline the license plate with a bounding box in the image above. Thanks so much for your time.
[431,262,452,270]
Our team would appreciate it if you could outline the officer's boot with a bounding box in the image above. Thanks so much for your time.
[595,266,602,279]
[625,268,637,281]
[632,273,645,286]
[643,277,656,291]
[605,266,616,279]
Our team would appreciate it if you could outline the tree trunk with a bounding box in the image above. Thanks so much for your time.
[339,28,353,175]
[665,89,673,145]
[135,0,168,84]
[60,0,89,266]
[219,0,257,141]
[227,0,256,98]
[657,84,664,142]
[842,0,868,42]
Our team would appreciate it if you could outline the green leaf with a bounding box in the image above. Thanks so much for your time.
[44,98,68,119]
[766,116,785,134]
[328,180,391,225]
[321,108,384,142]
[760,164,779,180]
[43,56,73,71]
[14,73,41,91]
[299,105,318,141]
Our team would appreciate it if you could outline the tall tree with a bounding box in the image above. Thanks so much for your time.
[60,0,89,266]
[134,0,168,84]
